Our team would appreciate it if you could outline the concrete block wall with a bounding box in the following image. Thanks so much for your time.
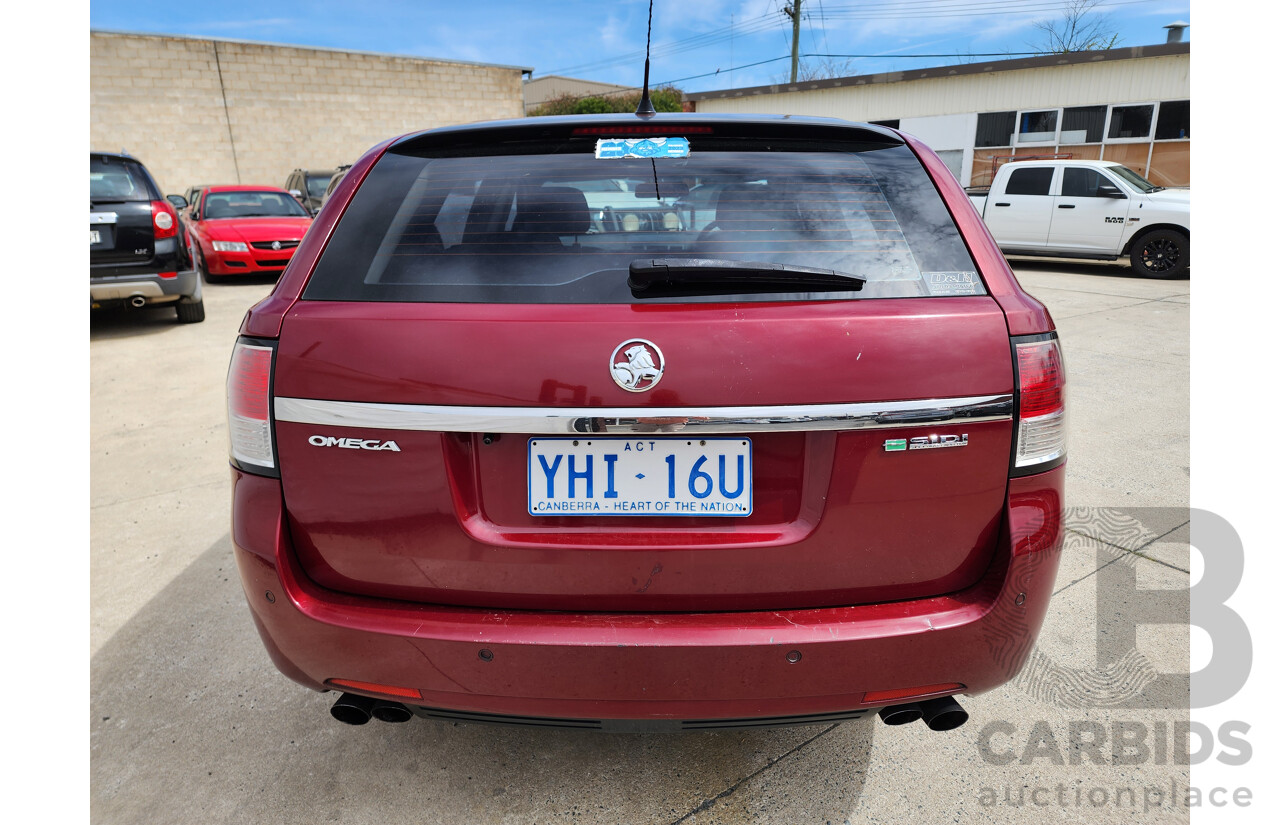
[91,31,526,195]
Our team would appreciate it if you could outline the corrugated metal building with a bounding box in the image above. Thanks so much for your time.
[523,75,632,110]
[686,42,1190,188]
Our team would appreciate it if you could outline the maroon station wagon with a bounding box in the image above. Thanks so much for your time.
[227,114,1066,732]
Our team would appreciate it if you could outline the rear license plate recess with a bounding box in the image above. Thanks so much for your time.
[528,436,752,517]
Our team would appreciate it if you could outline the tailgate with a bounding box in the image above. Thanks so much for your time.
[267,124,1017,612]
[273,298,1013,611]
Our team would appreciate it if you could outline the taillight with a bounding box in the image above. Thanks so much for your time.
[150,199,178,239]
[227,339,275,473]
[1013,335,1066,473]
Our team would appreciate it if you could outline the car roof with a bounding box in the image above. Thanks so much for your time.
[1003,159,1122,169]
[389,112,901,148]
[91,150,142,162]
[204,184,294,194]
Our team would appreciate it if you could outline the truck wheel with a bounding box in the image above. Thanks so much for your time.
[1129,229,1188,279]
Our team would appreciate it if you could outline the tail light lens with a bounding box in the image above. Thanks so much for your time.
[151,200,178,239]
[228,340,276,472]
[1013,336,1066,472]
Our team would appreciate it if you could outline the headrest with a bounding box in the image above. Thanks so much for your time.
[713,183,797,230]
[514,186,590,239]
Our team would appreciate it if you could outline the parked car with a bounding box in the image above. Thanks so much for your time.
[285,168,337,214]
[90,151,204,322]
[187,185,312,281]
[228,114,1066,732]
[319,164,353,208]
[967,159,1190,278]
[182,184,211,210]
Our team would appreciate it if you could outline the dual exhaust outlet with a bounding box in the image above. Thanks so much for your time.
[877,695,968,731]
[332,691,968,730]
[330,692,413,725]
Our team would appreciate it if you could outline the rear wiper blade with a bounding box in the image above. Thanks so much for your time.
[629,258,866,298]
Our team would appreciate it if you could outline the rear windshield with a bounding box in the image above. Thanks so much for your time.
[304,139,983,303]
[90,155,154,203]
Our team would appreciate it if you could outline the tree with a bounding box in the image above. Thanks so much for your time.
[528,86,683,117]
[771,57,858,84]
[1031,0,1122,54]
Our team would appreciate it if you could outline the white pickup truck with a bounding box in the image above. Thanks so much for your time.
[967,159,1190,278]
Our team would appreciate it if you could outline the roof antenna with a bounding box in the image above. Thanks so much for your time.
[635,0,656,117]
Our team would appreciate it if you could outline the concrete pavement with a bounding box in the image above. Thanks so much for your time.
[90,262,1191,824]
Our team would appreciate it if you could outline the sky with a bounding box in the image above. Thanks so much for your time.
[88,0,1191,93]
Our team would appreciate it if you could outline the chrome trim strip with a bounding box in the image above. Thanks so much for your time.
[275,394,1013,435]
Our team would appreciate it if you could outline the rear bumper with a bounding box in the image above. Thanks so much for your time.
[232,466,1063,722]
[90,267,198,304]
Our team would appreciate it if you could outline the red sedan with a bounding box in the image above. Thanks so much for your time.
[186,185,312,280]
[228,114,1065,733]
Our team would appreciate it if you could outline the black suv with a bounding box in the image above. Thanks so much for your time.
[90,152,204,323]
[284,168,337,215]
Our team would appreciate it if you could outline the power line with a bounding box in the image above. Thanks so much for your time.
[820,0,1152,11]
[538,0,1155,80]
[818,0,1157,19]
[541,11,778,76]
[532,48,1052,111]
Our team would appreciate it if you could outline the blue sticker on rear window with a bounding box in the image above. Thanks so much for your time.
[595,137,690,159]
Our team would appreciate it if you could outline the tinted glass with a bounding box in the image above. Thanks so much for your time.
[1005,167,1054,196]
[1155,100,1190,140]
[1061,168,1111,197]
[1108,105,1154,139]
[976,111,1016,148]
[1109,165,1159,194]
[90,155,153,202]
[306,175,333,198]
[1061,106,1106,143]
[304,141,982,303]
[203,191,309,219]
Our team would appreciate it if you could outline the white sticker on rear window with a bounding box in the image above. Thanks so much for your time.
[924,271,981,296]
[595,137,690,159]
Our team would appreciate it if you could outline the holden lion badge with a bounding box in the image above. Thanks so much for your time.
[610,339,664,392]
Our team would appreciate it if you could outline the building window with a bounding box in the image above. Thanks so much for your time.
[1005,167,1054,196]
[1017,110,1058,143]
[1155,100,1190,140]
[976,111,1016,147]
[1061,106,1106,144]
[1108,105,1154,140]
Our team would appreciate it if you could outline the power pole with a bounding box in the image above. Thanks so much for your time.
[784,0,802,84]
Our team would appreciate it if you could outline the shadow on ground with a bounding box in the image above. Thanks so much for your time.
[90,534,873,825]
[89,305,190,341]
[1005,257,1190,282]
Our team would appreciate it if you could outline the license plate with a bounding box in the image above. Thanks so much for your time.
[90,229,100,244]
[528,437,752,517]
